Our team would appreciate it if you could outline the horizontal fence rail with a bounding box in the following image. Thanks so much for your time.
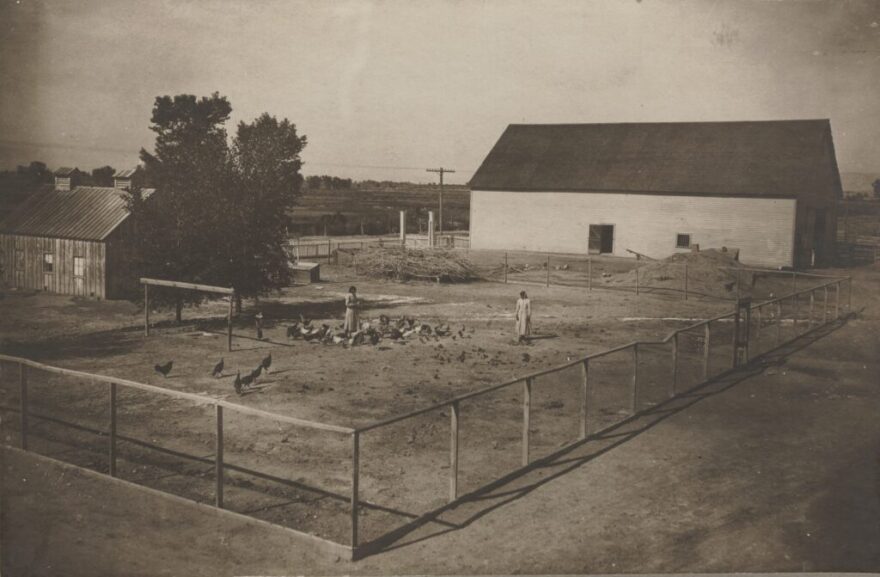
[0,274,851,559]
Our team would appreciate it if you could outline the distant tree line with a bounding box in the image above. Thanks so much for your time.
[305,175,352,190]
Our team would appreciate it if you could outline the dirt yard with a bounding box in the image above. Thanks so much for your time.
[1,258,876,575]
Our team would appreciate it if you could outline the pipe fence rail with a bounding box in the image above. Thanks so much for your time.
[0,274,852,560]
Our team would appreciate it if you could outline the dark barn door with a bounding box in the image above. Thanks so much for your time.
[589,224,614,254]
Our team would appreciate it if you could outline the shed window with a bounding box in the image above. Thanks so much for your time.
[74,256,85,277]
[676,234,691,249]
[43,253,54,273]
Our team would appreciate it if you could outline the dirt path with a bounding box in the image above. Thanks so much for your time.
[3,266,878,575]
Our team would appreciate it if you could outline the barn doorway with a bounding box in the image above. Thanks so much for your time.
[588,224,614,254]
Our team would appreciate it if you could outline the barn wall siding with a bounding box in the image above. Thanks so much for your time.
[470,191,797,268]
[0,234,106,298]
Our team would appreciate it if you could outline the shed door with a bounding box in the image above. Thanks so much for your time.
[588,225,614,254]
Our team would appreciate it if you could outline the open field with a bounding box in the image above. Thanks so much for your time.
[0,259,876,575]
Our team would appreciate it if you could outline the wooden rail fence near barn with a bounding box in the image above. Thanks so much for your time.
[0,274,852,560]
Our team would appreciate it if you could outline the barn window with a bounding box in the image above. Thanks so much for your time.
[43,253,54,273]
[74,256,85,277]
[675,233,691,249]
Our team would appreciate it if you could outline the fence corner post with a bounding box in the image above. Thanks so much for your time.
[579,360,589,439]
[522,378,532,466]
[351,430,360,549]
[215,404,224,509]
[450,401,460,502]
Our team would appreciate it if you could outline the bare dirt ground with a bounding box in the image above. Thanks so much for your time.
[1,260,877,575]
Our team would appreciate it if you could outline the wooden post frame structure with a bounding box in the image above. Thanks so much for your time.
[141,278,236,352]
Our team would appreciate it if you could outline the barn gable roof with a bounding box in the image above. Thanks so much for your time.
[0,186,153,241]
[469,120,842,199]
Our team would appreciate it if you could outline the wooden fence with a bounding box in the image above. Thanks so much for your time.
[0,274,852,560]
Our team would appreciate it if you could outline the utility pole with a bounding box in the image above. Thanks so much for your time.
[427,167,455,236]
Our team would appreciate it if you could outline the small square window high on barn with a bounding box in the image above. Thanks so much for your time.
[676,234,691,249]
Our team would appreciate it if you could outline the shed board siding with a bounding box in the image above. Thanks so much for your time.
[470,191,797,268]
[0,234,106,298]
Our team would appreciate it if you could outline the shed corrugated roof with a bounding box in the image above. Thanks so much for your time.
[469,120,842,198]
[113,167,140,178]
[0,186,153,241]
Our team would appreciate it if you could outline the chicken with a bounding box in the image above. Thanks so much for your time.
[261,353,272,373]
[286,323,300,340]
[251,364,262,381]
[233,371,243,395]
[211,358,224,378]
[154,361,173,378]
[240,371,254,387]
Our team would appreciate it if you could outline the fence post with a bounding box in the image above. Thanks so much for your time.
[546,255,550,288]
[227,295,234,352]
[631,344,639,413]
[144,284,150,337]
[776,301,782,346]
[823,285,828,324]
[755,305,762,343]
[684,262,688,301]
[504,253,508,284]
[351,431,360,549]
[215,404,224,509]
[588,258,593,291]
[522,378,531,466]
[671,333,678,398]
[450,401,460,502]
[794,292,800,333]
[109,382,117,477]
[19,363,28,451]
[835,282,840,319]
[636,266,640,296]
[328,239,331,259]
[808,290,814,327]
[703,323,711,380]
[579,360,589,439]
[847,277,852,312]
[735,270,740,301]
[792,271,797,294]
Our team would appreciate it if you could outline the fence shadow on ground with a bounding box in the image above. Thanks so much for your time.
[353,314,852,559]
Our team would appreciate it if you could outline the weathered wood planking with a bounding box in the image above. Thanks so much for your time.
[0,233,107,299]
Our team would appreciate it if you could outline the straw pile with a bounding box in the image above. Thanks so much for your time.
[352,246,478,282]
[609,248,745,297]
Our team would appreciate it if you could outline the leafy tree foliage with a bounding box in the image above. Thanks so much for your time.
[90,165,116,187]
[126,94,306,317]
[873,178,880,200]
[223,113,306,305]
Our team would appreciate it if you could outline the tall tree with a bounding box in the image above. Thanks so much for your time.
[129,93,233,321]
[91,165,116,187]
[223,113,306,308]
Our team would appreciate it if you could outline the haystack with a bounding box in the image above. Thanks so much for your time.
[352,246,478,282]
[608,248,746,298]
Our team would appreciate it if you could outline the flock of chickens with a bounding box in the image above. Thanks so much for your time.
[286,314,474,347]
[151,315,474,398]
[153,352,273,396]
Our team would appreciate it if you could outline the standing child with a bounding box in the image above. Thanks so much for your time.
[515,291,531,344]
[344,286,360,335]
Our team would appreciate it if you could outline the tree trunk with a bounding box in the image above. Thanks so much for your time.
[175,299,182,324]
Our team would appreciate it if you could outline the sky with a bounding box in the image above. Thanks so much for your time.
[1,0,878,185]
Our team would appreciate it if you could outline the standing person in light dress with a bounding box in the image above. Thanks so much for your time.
[515,290,531,344]
[344,286,361,335]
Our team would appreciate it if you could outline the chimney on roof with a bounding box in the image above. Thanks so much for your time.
[54,167,82,191]
[113,166,143,190]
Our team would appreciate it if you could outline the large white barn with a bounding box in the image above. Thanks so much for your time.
[468,120,842,268]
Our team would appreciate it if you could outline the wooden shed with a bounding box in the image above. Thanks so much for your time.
[469,120,842,268]
[0,168,152,299]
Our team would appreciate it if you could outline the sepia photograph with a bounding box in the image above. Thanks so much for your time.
[0,0,878,575]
